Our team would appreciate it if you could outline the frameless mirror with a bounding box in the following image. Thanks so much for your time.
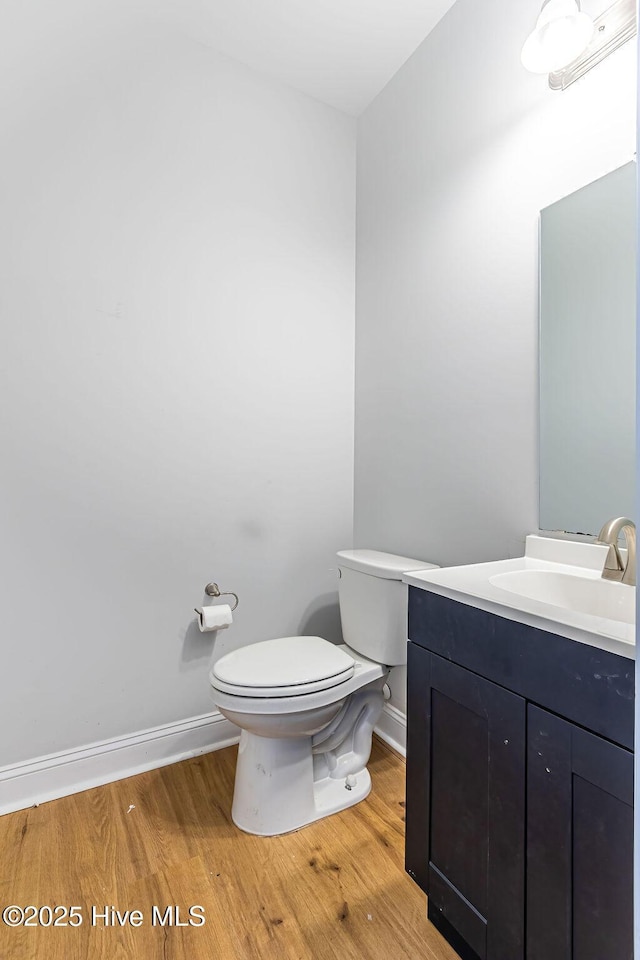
[539,161,636,536]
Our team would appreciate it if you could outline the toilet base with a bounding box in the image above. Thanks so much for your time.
[231,730,373,836]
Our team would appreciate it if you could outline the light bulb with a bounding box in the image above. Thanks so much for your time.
[521,0,595,74]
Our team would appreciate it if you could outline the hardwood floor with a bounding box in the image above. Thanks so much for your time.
[0,738,458,960]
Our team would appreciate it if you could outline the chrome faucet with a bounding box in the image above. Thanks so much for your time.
[596,517,636,586]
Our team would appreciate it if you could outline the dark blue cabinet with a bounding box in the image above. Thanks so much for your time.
[405,588,634,960]
[406,644,525,960]
[527,705,633,960]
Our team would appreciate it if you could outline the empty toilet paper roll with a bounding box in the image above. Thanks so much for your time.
[196,603,233,632]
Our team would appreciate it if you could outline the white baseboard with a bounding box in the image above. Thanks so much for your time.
[0,711,240,817]
[1,703,404,818]
[374,702,407,757]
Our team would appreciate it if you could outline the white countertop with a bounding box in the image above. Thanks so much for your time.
[403,535,636,660]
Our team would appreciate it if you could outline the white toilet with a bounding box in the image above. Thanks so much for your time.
[209,549,438,836]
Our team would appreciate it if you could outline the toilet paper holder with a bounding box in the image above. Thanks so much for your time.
[201,582,239,611]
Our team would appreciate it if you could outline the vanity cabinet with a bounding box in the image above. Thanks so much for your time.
[405,587,634,960]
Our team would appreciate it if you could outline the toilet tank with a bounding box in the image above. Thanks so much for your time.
[336,549,439,666]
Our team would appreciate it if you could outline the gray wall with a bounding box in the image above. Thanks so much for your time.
[356,0,635,567]
[0,28,356,767]
[355,0,635,712]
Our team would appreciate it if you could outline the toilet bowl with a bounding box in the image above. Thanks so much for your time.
[210,550,439,836]
[211,639,387,835]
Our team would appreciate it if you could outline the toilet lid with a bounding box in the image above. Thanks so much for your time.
[211,636,355,697]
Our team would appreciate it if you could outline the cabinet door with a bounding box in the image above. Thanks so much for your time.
[527,705,633,960]
[406,645,526,960]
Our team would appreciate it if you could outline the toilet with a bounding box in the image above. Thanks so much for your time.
[209,549,438,836]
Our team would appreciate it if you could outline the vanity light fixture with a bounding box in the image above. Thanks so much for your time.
[521,0,595,74]
[522,0,637,90]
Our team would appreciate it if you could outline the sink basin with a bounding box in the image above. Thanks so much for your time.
[490,570,635,625]
[403,535,636,657]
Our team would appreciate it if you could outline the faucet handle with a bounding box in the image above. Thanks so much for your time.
[600,544,625,580]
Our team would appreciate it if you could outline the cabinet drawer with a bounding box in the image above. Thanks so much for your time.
[408,587,634,749]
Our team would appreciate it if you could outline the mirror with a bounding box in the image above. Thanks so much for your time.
[539,161,636,536]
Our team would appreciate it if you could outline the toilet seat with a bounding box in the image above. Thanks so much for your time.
[211,636,355,698]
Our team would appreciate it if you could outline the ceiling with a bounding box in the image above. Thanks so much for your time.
[162,0,459,115]
[2,0,459,117]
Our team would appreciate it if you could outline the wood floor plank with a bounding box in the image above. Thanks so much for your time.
[0,738,458,960]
